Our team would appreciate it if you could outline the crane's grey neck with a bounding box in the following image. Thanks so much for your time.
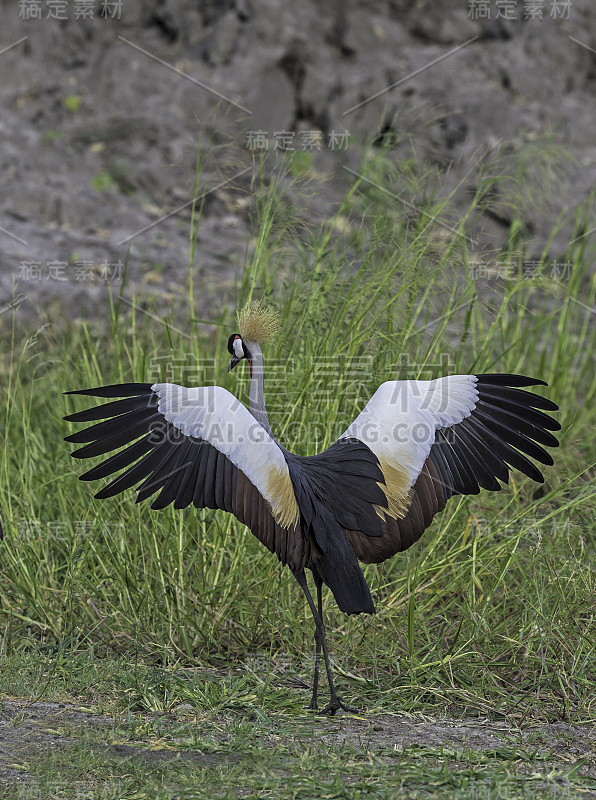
[247,341,274,438]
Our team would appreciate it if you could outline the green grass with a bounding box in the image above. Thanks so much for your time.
[1,151,595,798]
[1,648,594,799]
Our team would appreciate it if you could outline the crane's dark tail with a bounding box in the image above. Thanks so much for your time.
[285,457,375,615]
[309,506,375,615]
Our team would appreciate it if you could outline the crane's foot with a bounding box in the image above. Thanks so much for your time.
[318,695,361,716]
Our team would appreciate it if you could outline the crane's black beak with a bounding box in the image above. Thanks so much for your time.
[228,356,241,372]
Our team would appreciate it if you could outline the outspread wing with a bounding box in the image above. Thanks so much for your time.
[63,374,560,615]
[64,383,310,571]
[339,373,560,563]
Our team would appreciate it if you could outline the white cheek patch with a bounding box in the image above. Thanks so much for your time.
[233,338,244,358]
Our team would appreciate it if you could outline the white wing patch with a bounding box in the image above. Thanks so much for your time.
[342,376,479,485]
[152,383,299,526]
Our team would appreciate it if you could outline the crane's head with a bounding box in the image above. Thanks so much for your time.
[226,300,280,374]
[227,333,251,372]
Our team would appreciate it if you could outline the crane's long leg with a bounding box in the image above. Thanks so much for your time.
[307,576,323,710]
[294,571,360,716]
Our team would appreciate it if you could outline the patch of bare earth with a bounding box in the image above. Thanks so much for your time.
[1,700,594,792]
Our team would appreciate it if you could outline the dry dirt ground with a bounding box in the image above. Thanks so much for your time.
[1,699,595,795]
[2,0,596,322]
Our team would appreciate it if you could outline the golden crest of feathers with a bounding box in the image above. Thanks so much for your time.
[237,300,281,343]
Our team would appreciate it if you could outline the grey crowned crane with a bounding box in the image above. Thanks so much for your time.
[64,302,560,714]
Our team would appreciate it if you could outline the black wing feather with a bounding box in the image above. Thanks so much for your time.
[174,442,204,510]
[134,434,187,503]
[426,374,558,498]
[450,427,503,491]
[65,383,154,398]
[478,385,558,411]
[433,430,480,495]
[456,418,511,483]
[470,410,554,465]
[64,394,158,423]
[151,440,196,510]
[70,416,161,459]
[93,440,168,499]
[192,442,212,508]
[65,407,158,444]
[476,374,547,388]
[80,436,155,482]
